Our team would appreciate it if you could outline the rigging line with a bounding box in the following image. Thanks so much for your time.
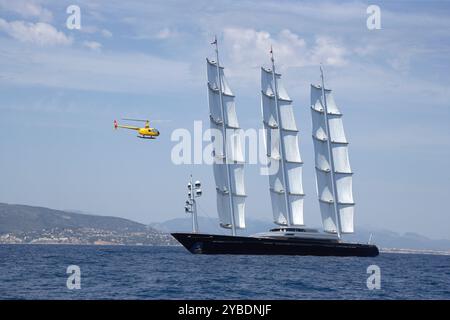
[196,202,218,230]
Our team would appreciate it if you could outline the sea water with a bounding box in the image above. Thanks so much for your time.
[0,245,448,299]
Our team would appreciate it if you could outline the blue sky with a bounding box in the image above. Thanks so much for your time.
[0,0,449,240]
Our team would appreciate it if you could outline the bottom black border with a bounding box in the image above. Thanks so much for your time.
[0,300,445,318]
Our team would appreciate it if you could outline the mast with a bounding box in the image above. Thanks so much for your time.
[270,47,292,226]
[189,175,198,233]
[185,175,202,233]
[319,65,342,239]
[212,36,237,236]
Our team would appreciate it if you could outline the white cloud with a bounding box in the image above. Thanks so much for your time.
[0,19,72,46]
[310,36,348,66]
[223,27,348,70]
[131,27,178,40]
[79,25,113,38]
[127,26,181,40]
[0,0,53,22]
[0,39,194,94]
[155,27,174,39]
[83,41,102,51]
[101,29,113,38]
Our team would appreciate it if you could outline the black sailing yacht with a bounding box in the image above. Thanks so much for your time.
[171,39,379,257]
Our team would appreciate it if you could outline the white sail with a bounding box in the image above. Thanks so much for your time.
[261,66,304,226]
[207,58,246,229]
[311,84,354,234]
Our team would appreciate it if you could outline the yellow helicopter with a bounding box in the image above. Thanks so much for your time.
[114,118,160,139]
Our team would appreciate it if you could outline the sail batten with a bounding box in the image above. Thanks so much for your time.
[261,63,304,226]
[207,57,246,231]
[311,83,354,234]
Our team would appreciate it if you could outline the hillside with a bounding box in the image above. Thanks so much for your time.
[0,203,176,245]
[0,203,148,233]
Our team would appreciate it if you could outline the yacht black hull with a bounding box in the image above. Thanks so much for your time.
[171,233,379,257]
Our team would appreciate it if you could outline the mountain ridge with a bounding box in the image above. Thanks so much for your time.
[0,203,176,245]
[0,202,150,233]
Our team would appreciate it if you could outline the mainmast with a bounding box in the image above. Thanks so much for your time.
[212,36,237,236]
[270,47,292,226]
[261,47,304,227]
[319,66,342,239]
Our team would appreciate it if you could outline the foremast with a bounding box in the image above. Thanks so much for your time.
[207,37,246,235]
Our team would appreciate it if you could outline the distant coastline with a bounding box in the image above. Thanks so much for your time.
[0,227,179,246]
[1,202,449,254]
[379,248,450,256]
[0,203,178,246]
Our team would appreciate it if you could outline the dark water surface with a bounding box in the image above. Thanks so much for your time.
[0,245,448,299]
